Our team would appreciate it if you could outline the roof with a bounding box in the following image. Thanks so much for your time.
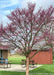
[32,45,51,51]
[32,49,50,51]
[0,46,9,50]
[0,41,10,50]
[0,41,17,50]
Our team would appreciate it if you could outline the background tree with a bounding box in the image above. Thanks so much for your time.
[0,3,54,75]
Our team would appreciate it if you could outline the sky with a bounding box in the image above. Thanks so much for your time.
[0,0,54,26]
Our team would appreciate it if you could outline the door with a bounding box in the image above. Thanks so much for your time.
[0,50,3,58]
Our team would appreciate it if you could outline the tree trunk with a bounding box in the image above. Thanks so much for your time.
[26,56,29,75]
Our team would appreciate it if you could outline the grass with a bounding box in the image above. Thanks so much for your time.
[8,54,26,64]
[0,71,26,75]
[30,61,54,73]
[0,71,53,75]
[29,60,54,75]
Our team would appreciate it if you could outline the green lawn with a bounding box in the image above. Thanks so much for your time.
[30,60,54,73]
[0,54,54,75]
[0,71,26,75]
[8,54,26,64]
[29,60,54,75]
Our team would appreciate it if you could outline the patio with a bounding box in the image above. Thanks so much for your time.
[0,64,42,72]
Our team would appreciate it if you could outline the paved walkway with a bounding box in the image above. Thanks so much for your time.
[0,64,42,72]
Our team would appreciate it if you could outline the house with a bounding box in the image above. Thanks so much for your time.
[0,41,10,59]
[29,48,53,64]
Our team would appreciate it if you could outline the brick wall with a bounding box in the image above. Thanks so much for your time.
[29,48,53,64]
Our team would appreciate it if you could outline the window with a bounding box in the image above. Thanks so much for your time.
[0,50,3,58]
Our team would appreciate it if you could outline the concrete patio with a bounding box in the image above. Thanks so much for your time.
[0,64,42,72]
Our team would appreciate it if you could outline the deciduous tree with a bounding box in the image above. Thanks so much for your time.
[0,3,54,75]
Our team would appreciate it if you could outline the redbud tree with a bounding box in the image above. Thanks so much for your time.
[0,3,54,75]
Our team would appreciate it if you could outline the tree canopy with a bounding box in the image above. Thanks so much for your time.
[0,3,54,57]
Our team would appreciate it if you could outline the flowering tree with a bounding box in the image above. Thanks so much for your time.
[0,3,54,75]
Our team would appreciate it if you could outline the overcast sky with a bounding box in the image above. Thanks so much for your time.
[0,0,54,26]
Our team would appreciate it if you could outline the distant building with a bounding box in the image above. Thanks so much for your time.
[0,41,10,59]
